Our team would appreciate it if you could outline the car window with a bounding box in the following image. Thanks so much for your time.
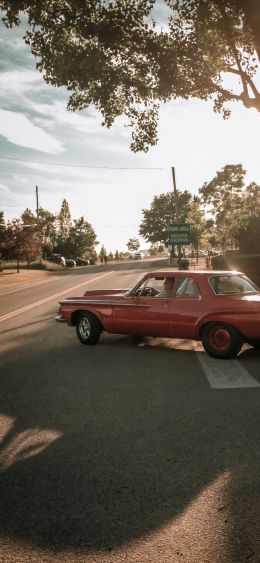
[209,274,258,295]
[176,277,200,298]
[131,276,175,297]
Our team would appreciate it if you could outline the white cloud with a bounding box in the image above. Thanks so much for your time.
[0,109,65,154]
[0,183,10,192]
[0,69,43,97]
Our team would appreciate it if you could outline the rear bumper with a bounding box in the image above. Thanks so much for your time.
[55,315,66,323]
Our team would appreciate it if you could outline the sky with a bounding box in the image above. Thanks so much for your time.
[1,6,260,253]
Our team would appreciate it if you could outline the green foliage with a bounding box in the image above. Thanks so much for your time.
[99,244,107,259]
[199,164,260,249]
[55,216,98,258]
[57,199,72,239]
[108,251,114,261]
[1,1,260,151]
[186,197,211,250]
[0,218,42,264]
[0,210,5,225]
[127,237,140,252]
[1,200,98,266]
[139,189,192,245]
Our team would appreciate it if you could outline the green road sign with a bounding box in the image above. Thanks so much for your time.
[169,223,191,245]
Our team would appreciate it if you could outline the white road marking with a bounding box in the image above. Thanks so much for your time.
[193,342,260,389]
[0,272,113,323]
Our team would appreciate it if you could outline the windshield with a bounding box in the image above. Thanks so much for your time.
[209,274,259,295]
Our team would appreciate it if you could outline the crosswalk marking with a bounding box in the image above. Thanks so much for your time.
[193,342,260,389]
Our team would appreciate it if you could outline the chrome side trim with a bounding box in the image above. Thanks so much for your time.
[58,299,150,308]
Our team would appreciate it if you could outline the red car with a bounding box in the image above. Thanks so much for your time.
[55,270,260,359]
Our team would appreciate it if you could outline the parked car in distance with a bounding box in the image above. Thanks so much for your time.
[55,269,260,359]
[65,258,76,267]
[46,254,66,266]
[208,250,220,256]
[133,252,144,260]
[75,258,89,266]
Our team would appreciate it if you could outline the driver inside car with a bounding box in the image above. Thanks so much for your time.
[157,277,175,297]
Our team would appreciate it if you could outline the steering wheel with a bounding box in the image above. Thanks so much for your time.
[135,286,159,297]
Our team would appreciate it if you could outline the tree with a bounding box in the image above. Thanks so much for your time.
[199,164,244,248]
[199,164,260,249]
[99,244,107,262]
[1,1,260,151]
[1,219,41,271]
[186,197,212,258]
[21,206,57,256]
[127,237,140,252]
[139,190,192,245]
[57,199,72,238]
[108,251,114,261]
[67,216,98,258]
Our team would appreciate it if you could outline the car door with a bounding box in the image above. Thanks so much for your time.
[112,276,174,336]
[169,276,203,339]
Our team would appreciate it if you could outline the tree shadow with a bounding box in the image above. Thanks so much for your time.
[1,324,260,560]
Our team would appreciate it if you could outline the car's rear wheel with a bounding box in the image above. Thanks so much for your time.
[76,312,101,345]
[201,322,243,359]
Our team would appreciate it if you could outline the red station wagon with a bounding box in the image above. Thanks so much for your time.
[55,270,260,359]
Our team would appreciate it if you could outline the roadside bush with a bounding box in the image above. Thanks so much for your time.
[2,260,64,271]
[212,254,260,286]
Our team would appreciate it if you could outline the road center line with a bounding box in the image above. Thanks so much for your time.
[193,343,260,389]
[0,271,113,323]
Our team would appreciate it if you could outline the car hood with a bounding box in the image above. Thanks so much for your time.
[59,289,130,305]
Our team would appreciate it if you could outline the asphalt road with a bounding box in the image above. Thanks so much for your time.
[1,260,260,563]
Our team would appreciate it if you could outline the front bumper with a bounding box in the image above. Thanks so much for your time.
[55,315,66,323]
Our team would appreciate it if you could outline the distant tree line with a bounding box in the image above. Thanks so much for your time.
[0,199,98,266]
[1,164,260,269]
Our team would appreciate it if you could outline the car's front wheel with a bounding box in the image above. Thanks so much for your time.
[201,322,243,359]
[76,312,101,345]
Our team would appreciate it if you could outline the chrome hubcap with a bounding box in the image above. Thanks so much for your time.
[79,317,91,339]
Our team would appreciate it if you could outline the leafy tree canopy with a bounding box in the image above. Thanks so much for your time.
[0,210,5,225]
[199,163,260,246]
[1,0,259,151]
[127,237,140,251]
[186,197,212,250]
[139,189,192,245]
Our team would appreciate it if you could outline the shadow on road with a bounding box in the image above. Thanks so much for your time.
[0,323,260,561]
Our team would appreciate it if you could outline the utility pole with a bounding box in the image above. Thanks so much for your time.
[171,167,182,268]
[35,185,39,220]
[35,185,43,261]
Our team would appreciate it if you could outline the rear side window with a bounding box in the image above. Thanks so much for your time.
[176,277,200,298]
[209,275,258,295]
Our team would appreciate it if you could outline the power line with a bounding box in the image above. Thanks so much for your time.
[0,154,163,170]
